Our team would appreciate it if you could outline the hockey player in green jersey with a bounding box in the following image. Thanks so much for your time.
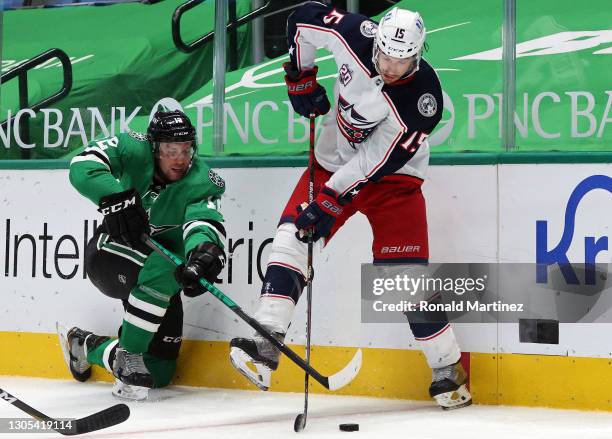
[62,110,226,400]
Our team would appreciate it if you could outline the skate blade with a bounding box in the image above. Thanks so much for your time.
[434,384,472,410]
[56,322,93,382]
[229,346,271,391]
[56,322,72,370]
[112,379,149,401]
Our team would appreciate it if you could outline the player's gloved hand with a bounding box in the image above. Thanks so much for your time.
[294,186,343,243]
[175,242,226,297]
[284,62,331,118]
[98,189,149,248]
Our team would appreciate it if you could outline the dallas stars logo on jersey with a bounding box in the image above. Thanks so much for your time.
[208,169,225,188]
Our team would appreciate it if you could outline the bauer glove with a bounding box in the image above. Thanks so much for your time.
[294,186,343,243]
[284,62,331,118]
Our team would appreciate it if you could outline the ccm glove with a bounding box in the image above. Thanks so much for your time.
[98,189,149,247]
[284,62,331,118]
[175,242,226,297]
[294,186,343,243]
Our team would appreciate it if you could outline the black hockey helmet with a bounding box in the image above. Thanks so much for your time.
[147,110,196,154]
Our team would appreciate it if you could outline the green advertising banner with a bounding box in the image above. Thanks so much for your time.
[1,0,611,159]
[0,0,254,159]
[117,0,612,156]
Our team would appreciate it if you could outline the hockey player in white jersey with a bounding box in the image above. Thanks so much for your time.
[230,2,472,410]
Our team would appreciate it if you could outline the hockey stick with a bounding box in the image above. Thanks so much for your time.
[294,113,316,433]
[0,388,129,436]
[142,235,362,391]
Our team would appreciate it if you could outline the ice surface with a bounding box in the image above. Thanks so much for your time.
[1,376,612,438]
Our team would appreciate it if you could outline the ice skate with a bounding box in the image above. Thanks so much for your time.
[429,360,472,410]
[112,347,154,401]
[229,329,284,391]
[58,324,110,383]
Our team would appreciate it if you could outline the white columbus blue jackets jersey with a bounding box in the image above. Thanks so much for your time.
[287,2,443,202]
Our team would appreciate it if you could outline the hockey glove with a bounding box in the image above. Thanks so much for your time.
[175,242,226,297]
[284,62,331,118]
[98,189,149,248]
[294,186,343,243]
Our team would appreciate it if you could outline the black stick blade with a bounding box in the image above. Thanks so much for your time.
[69,404,130,436]
[294,413,306,433]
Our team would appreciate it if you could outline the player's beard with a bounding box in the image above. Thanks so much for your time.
[381,72,400,84]
[154,158,191,183]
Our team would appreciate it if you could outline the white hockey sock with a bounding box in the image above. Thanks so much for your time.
[416,324,461,369]
[253,295,295,334]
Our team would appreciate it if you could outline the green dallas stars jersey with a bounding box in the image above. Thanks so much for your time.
[69,131,226,258]
[69,131,227,360]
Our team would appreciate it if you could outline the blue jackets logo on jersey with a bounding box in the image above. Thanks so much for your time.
[360,20,378,38]
[336,94,377,147]
[418,93,437,117]
[536,175,612,285]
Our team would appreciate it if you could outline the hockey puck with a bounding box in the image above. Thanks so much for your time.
[339,423,359,432]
